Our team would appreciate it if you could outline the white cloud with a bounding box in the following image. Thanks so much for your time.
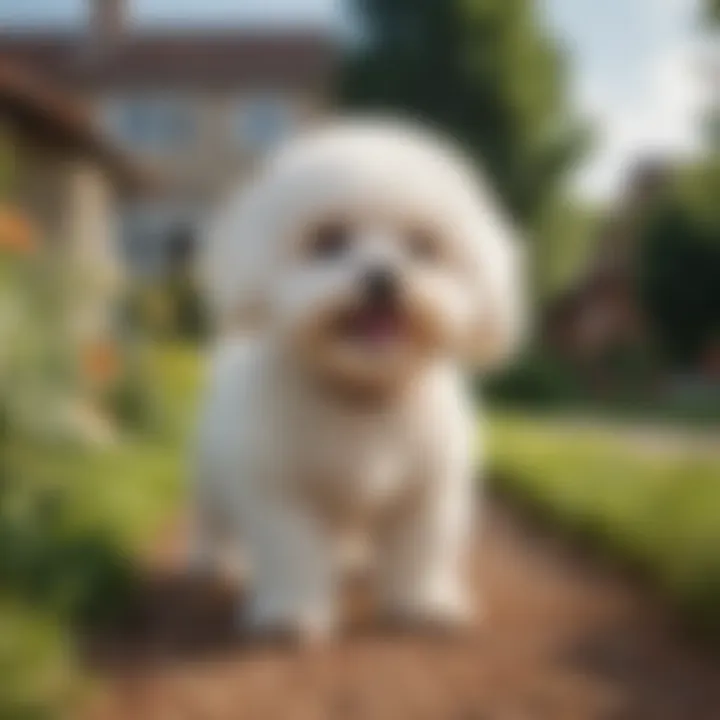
[569,0,712,203]
[575,36,710,202]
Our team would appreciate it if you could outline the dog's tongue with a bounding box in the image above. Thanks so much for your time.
[354,307,401,344]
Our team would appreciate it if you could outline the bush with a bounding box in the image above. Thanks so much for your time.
[0,462,135,623]
[0,196,195,715]
[638,161,720,370]
[483,350,586,407]
[0,601,77,720]
[95,341,165,435]
[0,236,79,448]
[0,339,199,719]
[123,271,207,343]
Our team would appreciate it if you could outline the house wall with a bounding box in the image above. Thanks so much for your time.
[63,160,120,282]
[8,127,122,338]
[63,159,123,337]
[11,131,69,244]
[93,89,324,198]
[87,88,329,274]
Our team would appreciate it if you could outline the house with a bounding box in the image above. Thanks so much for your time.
[543,162,670,387]
[0,56,146,337]
[0,55,153,443]
[0,0,339,275]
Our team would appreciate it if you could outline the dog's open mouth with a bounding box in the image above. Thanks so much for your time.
[337,304,406,348]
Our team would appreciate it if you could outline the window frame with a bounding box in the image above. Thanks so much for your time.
[232,93,294,152]
[101,95,197,152]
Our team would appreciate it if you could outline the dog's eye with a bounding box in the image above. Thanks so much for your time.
[308,221,351,260]
[406,226,441,263]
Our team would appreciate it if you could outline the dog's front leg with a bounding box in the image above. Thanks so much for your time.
[378,462,474,632]
[241,498,336,644]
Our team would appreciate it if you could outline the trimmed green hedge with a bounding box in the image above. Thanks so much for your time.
[488,413,720,637]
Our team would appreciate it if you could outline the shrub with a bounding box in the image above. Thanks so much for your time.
[483,349,586,407]
[0,462,135,623]
[123,271,207,343]
[638,161,720,370]
[0,600,77,720]
[0,202,198,716]
[0,223,78,447]
[0,345,198,719]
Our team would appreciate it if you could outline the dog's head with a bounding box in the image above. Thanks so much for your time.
[204,118,525,391]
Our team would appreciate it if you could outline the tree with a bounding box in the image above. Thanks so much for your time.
[638,162,720,369]
[635,0,720,371]
[705,2,720,151]
[340,0,585,229]
[706,0,720,23]
[533,197,599,300]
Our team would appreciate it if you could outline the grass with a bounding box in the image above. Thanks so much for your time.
[487,411,720,638]
[0,343,201,719]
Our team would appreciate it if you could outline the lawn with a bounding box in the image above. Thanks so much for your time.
[0,344,201,719]
[488,411,720,637]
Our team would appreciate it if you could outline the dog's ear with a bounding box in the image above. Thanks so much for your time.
[464,186,527,372]
[201,181,275,334]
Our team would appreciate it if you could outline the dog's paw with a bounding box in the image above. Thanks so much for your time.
[382,587,475,637]
[239,601,334,648]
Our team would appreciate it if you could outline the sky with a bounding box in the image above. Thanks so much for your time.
[0,0,712,203]
[545,0,711,202]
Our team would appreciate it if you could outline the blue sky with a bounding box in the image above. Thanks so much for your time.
[0,0,336,26]
[0,0,710,202]
[545,0,709,201]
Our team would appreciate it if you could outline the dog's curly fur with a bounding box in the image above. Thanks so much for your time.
[192,117,525,642]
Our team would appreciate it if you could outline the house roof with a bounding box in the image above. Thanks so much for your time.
[0,30,339,92]
[0,57,148,190]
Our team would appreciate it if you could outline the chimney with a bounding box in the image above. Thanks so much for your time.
[88,0,126,54]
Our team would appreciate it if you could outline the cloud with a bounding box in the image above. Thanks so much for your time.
[572,1,710,202]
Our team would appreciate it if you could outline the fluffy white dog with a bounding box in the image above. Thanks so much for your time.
[192,117,524,643]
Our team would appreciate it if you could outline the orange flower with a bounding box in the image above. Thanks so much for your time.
[0,204,37,254]
[81,340,122,386]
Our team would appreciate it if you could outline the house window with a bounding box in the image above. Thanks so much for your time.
[119,204,201,276]
[234,95,293,151]
[102,96,195,152]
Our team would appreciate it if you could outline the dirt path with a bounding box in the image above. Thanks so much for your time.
[83,499,720,720]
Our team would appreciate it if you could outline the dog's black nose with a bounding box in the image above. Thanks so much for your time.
[363,268,398,304]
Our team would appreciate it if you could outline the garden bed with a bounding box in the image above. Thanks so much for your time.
[0,345,200,719]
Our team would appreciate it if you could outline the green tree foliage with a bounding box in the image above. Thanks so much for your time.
[703,3,719,151]
[534,197,599,300]
[340,0,586,228]
[706,0,720,23]
[638,162,720,369]
[634,0,719,372]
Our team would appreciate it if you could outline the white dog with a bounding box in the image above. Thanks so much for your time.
[191,117,524,643]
